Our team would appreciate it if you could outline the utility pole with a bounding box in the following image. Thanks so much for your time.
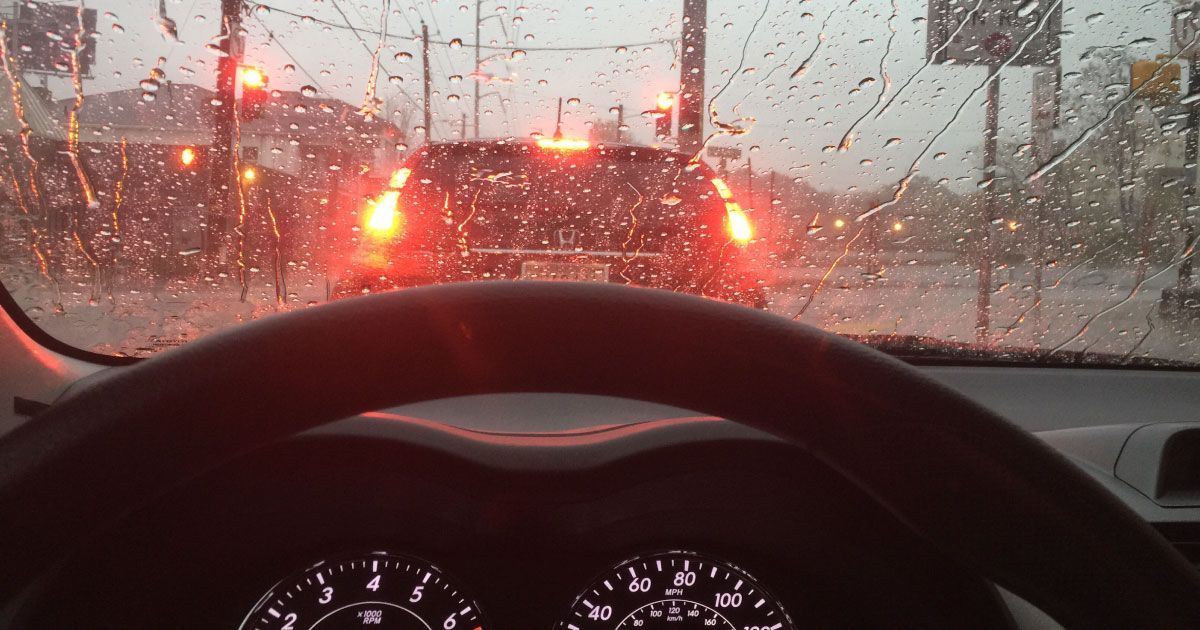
[679,0,706,155]
[474,0,482,139]
[461,112,467,139]
[977,69,1000,344]
[1179,54,1199,292]
[205,0,241,264]
[422,22,432,144]
[553,97,564,138]
[616,103,625,143]
[1030,65,1059,333]
[746,157,753,208]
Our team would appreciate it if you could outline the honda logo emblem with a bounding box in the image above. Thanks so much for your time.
[554,228,579,249]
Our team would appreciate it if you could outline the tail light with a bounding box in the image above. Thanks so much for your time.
[363,167,412,238]
[535,137,590,151]
[710,178,753,245]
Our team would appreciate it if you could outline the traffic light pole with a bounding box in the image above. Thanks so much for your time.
[205,0,241,265]
[678,0,706,155]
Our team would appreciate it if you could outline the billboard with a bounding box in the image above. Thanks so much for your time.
[9,4,98,76]
[927,0,1061,67]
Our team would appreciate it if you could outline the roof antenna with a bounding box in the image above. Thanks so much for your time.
[553,97,564,139]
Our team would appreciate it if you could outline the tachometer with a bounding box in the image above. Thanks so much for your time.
[240,552,487,630]
[559,551,795,629]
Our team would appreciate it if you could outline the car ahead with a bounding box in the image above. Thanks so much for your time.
[330,138,769,308]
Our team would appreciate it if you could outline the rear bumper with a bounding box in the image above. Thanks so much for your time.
[331,249,768,308]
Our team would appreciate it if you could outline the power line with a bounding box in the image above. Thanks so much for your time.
[324,0,422,113]
[250,3,677,52]
[249,13,327,94]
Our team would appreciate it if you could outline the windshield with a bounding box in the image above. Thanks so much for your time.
[0,0,1197,364]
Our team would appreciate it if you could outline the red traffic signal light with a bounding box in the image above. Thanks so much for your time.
[178,146,198,167]
[240,66,268,120]
[654,92,674,139]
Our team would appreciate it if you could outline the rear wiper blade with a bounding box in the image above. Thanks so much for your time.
[842,333,1197,369]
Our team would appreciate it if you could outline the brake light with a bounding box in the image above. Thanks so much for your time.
[710,178,751,244]
[363,167,412,237]
[536,137,590,151]
[726,203,753,244]
[365,191,402,236]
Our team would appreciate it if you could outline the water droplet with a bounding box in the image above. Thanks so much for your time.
[395,51,414,63]
[567,97,580,105]
[449,38,463,49]
[300,85,317,97]
[660,194,682,206]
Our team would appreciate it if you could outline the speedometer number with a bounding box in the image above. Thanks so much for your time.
[559,551,795,630]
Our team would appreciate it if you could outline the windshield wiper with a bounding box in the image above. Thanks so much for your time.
[843,333,1198,369]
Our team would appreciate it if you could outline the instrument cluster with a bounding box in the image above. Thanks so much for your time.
[241,550,796,630]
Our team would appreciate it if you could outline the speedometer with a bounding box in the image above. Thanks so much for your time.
[240,552,487,630]
[559,551,795,630]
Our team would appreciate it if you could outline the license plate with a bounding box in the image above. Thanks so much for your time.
[519,261,610,282]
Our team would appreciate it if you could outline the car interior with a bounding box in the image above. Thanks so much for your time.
[4,0,1200,628]
[2,282,1200,628]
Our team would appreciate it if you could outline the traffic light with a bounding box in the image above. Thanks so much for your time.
[240,66,268,120]
[655,92,674,139]
[178,146,197,168]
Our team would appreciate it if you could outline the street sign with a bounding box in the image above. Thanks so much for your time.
[9,4,98,76]
[927,0,1061,67]
[1132,55,1182,104]
[1172,4,1200,59]
[706,145,742,160]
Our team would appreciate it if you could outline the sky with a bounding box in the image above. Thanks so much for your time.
[28,0,1185,193]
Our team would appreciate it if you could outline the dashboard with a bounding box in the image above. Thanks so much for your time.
[13,362,1200,629]
[17,397,1018,629]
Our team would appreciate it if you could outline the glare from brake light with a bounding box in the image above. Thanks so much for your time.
[656,92,675,110]
[726,203,753,244]
[389,167,411,189]
[536,137,590,151]
[179,147,196,167]
[710,177,733,200]
[366,191,402,236]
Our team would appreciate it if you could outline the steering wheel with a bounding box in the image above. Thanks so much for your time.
[1,282,1198,627]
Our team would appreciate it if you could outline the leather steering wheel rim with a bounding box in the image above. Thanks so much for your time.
[1,281,1197,627]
